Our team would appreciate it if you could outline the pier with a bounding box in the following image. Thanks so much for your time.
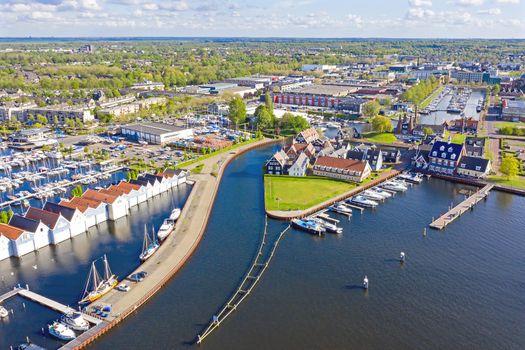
[0,286,105,326]
[196,218,290,345]
[429,184,493,230]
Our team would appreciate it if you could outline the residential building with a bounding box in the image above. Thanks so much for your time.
[285,142,316,162]
[288,153,309,177]
[43,202,87,237]
[347,149,383,171]
[9,214,50,250]
[456,156,491,178]
[25,207,71,245]
[412,124,447,138]
[82,189,128,220]
[464,137,486,157]
[294,128,320,145]
[131,81,165,90]
[446,117,479,132]
[301,64,337,72]
[207,102,230,115]
[428,141,464,175]
[0,223,34,258]
[501,99,525,122]
[0,233,11,260]
[265,150,289,175]
[16,105,94,123]
[451,70,485,83]
[380,147,402,163]
[313,156,371,182]
[61,197,108,227]
[120,122,193,145]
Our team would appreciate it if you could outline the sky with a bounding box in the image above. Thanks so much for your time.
[0,0,524,38]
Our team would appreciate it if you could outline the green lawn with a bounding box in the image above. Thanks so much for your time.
[495,122,525,129]
[488,175,525,189]
[264,175,357,211]
[363,132,397,144]
[451,133,466,144]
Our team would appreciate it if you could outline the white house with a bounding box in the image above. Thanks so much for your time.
[0,224,35,257]
[43,202,88,237]
[141,175,162,196]
[61,198,108,227]
[131,179,154,199]
[288,153,309,177]
[82,189,128,221]
[25,207,71,245]
[9,214,51,250]
[0,233,12,261]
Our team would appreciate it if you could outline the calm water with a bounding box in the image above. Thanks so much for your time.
[0,183,192,349]
[83,145,524,350]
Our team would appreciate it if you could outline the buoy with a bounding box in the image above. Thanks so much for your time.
[363,275,369,289]
[400,252,406,262]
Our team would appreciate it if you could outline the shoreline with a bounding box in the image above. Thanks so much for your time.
[62,138,280,349]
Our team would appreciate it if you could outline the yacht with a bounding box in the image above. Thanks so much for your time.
[291,219,326,235]
[348,195,378,208]
[48,322,76,341]
[369,187,392,198]
[397,173,423,184]
[60,312,90,331]
[0,305,9,318]
[329,203,353,216]
[169,208,181,221]
[381,181,407,192]
[140,225,160,262]
[314,218,343,234]
[79,255,118,305]
[361,190,385,201]
[157,208,181,241]
[363,276,369,289]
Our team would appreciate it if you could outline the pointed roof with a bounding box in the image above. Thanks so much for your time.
[82,189,118,204]
[43,201,78,221]
[0,223,25,240]
[25,207,60,229]
[9,214,41,233]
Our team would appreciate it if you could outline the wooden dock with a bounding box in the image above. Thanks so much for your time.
[196,218,290,345]
[429,184,493,230]
[0,286,103,326]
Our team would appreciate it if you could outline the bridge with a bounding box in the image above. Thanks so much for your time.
[196,217,290,344]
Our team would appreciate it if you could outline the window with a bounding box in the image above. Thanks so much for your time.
[475,166,481,171]
[440,146,445,151]
[451,154,456,160]
[460,163,466,168]
[432,151,437,156]
[448,147,453,153]
[441,152,447,158]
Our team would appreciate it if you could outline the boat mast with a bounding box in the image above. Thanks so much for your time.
[81,261,100,299]
[142,224,149,253]
[103,254,113,280]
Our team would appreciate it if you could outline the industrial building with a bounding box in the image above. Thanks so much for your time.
[120,122,193,145]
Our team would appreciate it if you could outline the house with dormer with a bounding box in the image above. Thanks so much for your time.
[347,149,383,171]
[313,156,371,182]
[428,141,465,175]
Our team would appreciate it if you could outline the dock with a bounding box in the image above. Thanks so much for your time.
[0,286,104,326]
[196,218,290,344]
[429,184,493,230]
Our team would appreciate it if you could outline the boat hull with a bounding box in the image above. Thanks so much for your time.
[79,279,118,305]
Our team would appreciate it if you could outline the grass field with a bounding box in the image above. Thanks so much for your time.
[264,175,356,211]
[488,175,525,189]
[451,133,466,144]
[495,122,525,129]
[363,132,397,144]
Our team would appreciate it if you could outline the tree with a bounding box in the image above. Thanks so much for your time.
[7,209,13,222]
[71,185,83,197]
[423,127,434,137]
[500,156,520,179]
[228,96,247,129]
[0,211,7,224]
[371,115,393,133]
[254,105,273,130]
[362,101,381,118]
[280,113,309,133]
[264,92,274,113]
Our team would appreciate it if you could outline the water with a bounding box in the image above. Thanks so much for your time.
[0,183,192,349]
[420,89,485,125]
[84,145,524,350]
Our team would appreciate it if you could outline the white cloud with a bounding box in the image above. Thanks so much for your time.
[494,0,520,3]
[455,0,484,5]
[408,0,432,6]
[406,7,435,19]
[478,7,502,14]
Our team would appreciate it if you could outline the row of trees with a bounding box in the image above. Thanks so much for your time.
[0,209,14,224]
[401,76,440,112]
[71,185,83,198]
[498,126,525,137]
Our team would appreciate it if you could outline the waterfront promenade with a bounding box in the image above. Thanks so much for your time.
[62,138,279,349]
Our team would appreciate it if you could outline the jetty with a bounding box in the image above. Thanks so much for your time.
[196,218,290,345]
[0,286,105,327]
[429,183,493,230]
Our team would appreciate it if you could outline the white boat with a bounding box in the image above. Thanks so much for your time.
[0,305,9,318]
[349,195,378,208]
[157,208,180,241]
[381,181,407,192]
[400,252,406,263]
[397,173,423,184]
[363,276,369,289]
[79,255,118,305]
[361,190,385,201]
[370,187,392,198]
[140,225,160,261]
[48,321,76,341]
[169,208,181,221]
[314,218,343,234]
[329,203,353,216]
[60,312,90,331]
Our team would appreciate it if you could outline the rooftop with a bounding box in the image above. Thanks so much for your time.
[314,156,368,173]
[121,122,191,136]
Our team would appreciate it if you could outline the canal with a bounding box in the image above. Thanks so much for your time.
[87,144,524,350]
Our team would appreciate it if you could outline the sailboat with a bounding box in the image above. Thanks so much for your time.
[78,255,118,305]
[139,224,160,262]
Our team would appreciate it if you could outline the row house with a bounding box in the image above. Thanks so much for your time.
[82,189,128,221]
[428,141,465,175]
[0,224,35,257]
[347,149,383,171]
[265,150,289,175]
[0,233,10,260]
[25,207,71,245]
[313,156,371,182]
[61,197,107,227]
[130,179,154,199]
[43,202,87,237]
[9,215,50,250]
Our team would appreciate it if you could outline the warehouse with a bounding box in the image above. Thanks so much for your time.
[120,122,193,145]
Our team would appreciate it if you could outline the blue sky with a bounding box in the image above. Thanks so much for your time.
[0,0,523,38]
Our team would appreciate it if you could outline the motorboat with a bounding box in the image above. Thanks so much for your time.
[348,195,378,208]
[48,321,76,341]
[361,190,385,201]
[79,255,118,305]
[329,203,353,216]
[314,218,343,234]
[169,207,181,221]
[397,173,423,184]
[157,208,180,242]
[140,225,160,262]
[400,252,406,263]
[363,276,369,289]
[0,305,9,318]
[60,312,90,331]
[291,219,326,235]
[369,187,392,198]
[381,181,407,192]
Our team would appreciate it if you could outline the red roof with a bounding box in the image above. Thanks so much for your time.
[314,156,368,173]
[0,223,24,240]
[82,189,118,204]
[25,207,60,229]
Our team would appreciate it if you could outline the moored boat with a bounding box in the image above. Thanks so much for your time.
[140,224,160,261]
[361,190,385,201]
[60,312,90,331]
[314,218,343,234]
[369,187,392,198]
[48,321,76,341]
[291,219,326,235]
[329,203,353,216]
[78,255,118,305]
[348,195,378,208]
[381,181,407,192]
[0,305,9,318]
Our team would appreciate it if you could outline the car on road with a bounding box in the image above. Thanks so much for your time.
[128,273,144,282]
